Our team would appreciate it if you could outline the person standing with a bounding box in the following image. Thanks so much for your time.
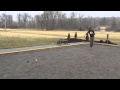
[86,27,95,48]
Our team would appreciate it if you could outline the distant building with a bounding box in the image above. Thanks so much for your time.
[97,26,110,31]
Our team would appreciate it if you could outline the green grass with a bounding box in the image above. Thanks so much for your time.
[0,37,59,49]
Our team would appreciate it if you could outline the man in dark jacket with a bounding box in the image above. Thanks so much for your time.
[86,27,95,48]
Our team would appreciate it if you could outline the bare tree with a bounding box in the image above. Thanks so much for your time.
[0,11,120,32]
[22,13,30,28]
[17,13,22,28]
[35,15,41,29]
[78,13,84,30]
[111,17,118,31]
[68,12,77,30]
[7,15,13,28]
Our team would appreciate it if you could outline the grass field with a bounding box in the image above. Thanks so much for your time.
[0,29,120,49]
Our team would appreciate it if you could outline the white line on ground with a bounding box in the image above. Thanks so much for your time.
[0,42,119,55]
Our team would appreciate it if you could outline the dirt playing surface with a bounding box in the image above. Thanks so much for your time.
[0,44,120,79]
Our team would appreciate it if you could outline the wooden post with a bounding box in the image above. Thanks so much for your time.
[107,34,109,44]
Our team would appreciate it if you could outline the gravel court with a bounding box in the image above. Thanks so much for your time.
[0,44,120,79]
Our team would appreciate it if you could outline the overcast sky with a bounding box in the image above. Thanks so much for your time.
[0,11,120,21]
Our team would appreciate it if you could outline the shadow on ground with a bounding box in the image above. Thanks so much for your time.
[58,38,117,45]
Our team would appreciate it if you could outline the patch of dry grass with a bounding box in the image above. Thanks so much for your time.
[0,29,120,49]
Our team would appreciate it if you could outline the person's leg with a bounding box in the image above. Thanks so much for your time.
[90,37,92,48]
[92,37,94,47]
[91,37,94,47]
[90,37,94,48]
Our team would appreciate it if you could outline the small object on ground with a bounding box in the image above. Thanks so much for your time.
[35,58,38,62]
[57,39,68,45]
[99,40,104,43]
[27,61,29,63]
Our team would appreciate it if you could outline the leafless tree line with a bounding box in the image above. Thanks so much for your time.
[0,11,120,31]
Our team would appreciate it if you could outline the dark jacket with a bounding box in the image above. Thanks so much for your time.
[86,29,95,37]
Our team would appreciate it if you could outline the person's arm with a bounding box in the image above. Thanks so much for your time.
[86,30,90,35]
[93,30,95,35]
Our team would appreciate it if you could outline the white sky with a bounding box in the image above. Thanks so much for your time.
[0,11,120,21]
